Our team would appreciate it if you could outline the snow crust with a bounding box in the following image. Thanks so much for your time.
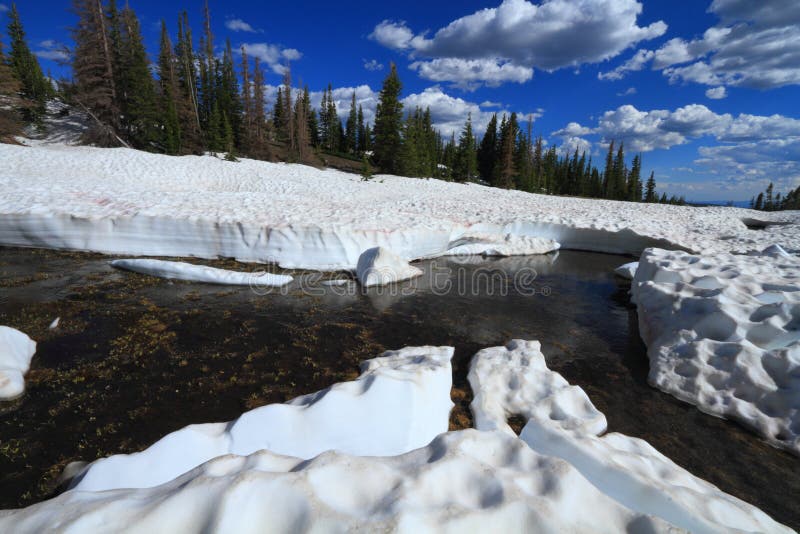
[471,340,791,533]
[614,261,639,280]
[2,143,797,269]
[355,246,423,287]
[111,258,293,286]
[68,346,454,491]
[632,247,800,455]
[0,326,37,400]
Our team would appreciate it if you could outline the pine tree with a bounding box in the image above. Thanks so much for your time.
[494,113,518,189]
[282,65,294,152]
[478,113,498,182]
[754,192,764,210]
[602,140,615,198]
[307,92,319,148]
[157,20,181,154]
[72,0,121,144]
[293,83,310,160]
[0,37,23,138]
[765,182,774,211]
[356,104,365,154]
[239,45,252,153]
[273,87,284,135]
[453,113,477,182]
[250,56,269,158]
[628,154,642,201]
[117,5,158,148]
[344,91,357,155]
[7,3,51,117]
[612,141,626,200]
[644,171,657,202]
[373,62,403,173]
[218,39,243,150]
[175,11,201,152]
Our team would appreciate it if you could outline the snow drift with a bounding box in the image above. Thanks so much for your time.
[0,326,37,400]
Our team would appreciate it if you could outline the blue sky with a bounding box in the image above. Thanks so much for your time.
[3,0,800,201]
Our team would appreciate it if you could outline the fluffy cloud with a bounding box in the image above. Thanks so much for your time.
[0,3,8,12]
[34,40,69,62]
[371,0,666,88]
[661,1,800,90]
[598,49,654,81]
[363,59,384,71]
[241,43,302,75]
[617,87,637,96]
[705,86,727,99]
[225,18,259,33]
[553,103,800,193]
[409,58,533,90]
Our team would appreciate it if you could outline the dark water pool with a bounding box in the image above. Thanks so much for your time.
[0,246,797,528]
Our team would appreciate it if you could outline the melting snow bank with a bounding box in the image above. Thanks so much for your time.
[632,247,800,455]
[356,247,423,287]
[0,327,37,400]
[471,340,791,533]
[0,341,791,532]
[444,233,560,256]
[67,346,454,491]
[111,258,293,286]
[2,143,797,269]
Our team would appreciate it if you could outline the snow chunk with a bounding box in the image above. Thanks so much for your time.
[445,233,560,256]
[614,261,638,280]
[48,317,60,330]
[111,258,292,286]
[2,431,676,534]
[355,247,422,287]
[68,345,454,491]
[632,247,800,455]
[0,327,37,400]
[468,340,607,436]
[467,340,790,533]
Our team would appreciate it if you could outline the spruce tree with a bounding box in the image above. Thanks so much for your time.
[356,104,365,154]
[644,171,657,202]
[175,11,201,152]
[602,140,615,198]
[0,37,23,138]
[117,5,158,148]
[478,114,498,182]
[494,113,518,189]
[454,113,477,182]
[345,91,357,155]
[157,20,181,154]
[7,3,51,115]
[250,56,269,158]
[372,62,403,173]
[273,87,284,134]
[72,0,121,143]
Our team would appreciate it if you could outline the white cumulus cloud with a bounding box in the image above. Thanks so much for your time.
[371,0,666,88]
[225,18,259,33]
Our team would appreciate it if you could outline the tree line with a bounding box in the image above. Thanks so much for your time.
[749,182,800,211]
[1,0,680,204]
